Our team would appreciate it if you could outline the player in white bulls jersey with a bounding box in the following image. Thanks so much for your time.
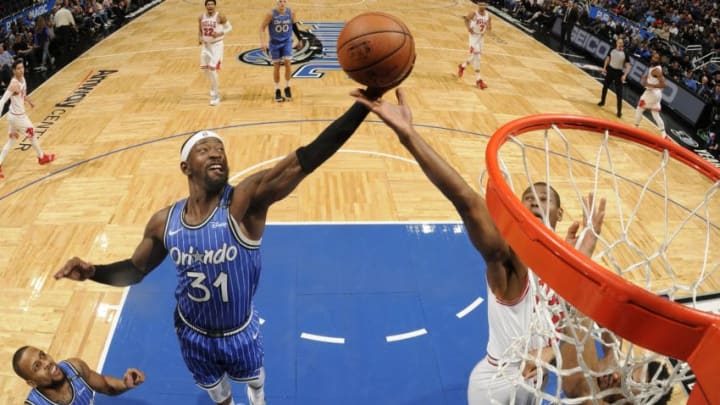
[199,0,232,106]
[633,50,667,138]
[0,59,55,179]
[352,87,607,404]
[458,1,491,90]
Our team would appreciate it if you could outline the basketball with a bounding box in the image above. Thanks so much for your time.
[337,12,415,89]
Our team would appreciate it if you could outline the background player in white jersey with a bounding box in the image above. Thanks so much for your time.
[54,90,384,405]
[458,1,491,90]
[0,59,55,179]
[260,0,301,102]
[633,50,667,138]
[13,345,145,405]
[351,88,605,404]
[199,0,231,106]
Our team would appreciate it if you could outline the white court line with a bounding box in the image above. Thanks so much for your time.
[456,296,484,319]
[386,328,428,343]
[300,332,346,344]
[96,287,130,372]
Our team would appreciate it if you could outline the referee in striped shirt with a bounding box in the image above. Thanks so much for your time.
[598,38,631,118]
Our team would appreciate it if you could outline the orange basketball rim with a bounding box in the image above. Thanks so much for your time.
[484,114,720,404]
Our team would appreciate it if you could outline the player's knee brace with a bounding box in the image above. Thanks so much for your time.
[205,375,232,403]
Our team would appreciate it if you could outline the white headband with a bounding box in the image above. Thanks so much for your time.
[181,131,224,162]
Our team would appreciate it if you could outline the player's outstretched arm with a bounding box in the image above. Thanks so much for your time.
[352,88,522,298]
[53,208,170,286]
[559,314,609,401]
[68,358,145,396]
[233,98,374,238]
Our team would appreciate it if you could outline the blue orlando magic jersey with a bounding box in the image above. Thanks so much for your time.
[269,8,293,43]
[26,361,94,405]
[165,185,261,332]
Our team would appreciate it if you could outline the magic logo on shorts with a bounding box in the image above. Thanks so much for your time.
[238,21,344,78]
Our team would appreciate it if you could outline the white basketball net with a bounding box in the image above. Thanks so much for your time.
[483,122,720,404]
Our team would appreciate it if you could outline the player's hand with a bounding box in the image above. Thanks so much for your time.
[522,358,539,379]
[351,87,414,139]
[564,220,581,247]
[54,257,96,281]
[601,68,607,76]
[294,39,303,50]
[584,193,606,234]
[361,86,393,100]
[566,193,606,256]
[123,368,145,389]
[522,346,555,379]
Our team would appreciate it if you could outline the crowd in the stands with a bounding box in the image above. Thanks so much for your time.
[0,0,135,90]
[499,0,720,106]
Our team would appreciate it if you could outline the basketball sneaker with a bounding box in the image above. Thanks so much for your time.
[210,96,220,106]
[247,385,266,405]
[476,79,488,90]
[38,153,55,165]
[284,87,292,101]
[275,89,284,102]
[457,64,465,78]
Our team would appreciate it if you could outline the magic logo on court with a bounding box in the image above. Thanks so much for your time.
[238,22,343,78]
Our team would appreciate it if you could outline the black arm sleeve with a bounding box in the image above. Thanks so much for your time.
[292,22,303,41]
[295,102,370,173]
[90,259,146,287]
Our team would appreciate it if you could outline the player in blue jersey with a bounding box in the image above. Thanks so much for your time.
[53,92,383,405]
[260,0,302,102]
[13,346,144,405]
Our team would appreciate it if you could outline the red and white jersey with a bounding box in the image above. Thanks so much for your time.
[200,12,224,44]
[8,77,26,116]
[646,65,662,88]
[469,11,490,35]
[640,65,663,110]
[485,275,535,364]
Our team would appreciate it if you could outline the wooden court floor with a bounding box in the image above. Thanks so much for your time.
[1,0,717,403]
